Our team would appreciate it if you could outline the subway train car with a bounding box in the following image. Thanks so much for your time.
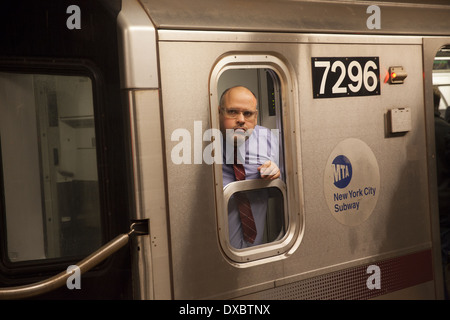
[0,0,450,300]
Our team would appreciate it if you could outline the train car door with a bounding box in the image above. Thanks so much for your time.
[0,0,133,299]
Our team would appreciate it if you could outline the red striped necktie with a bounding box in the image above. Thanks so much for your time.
[233,151,257,244]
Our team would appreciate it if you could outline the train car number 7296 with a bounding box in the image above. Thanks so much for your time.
[311,57,380,99]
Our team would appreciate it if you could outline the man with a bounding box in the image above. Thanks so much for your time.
[219,85,280,249]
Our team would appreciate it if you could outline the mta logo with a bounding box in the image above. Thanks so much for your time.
[332,155,352,188]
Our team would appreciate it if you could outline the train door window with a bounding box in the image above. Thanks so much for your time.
[0,72,102,264]
[210,54,301,264]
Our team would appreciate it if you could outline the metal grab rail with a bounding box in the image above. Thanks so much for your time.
[0,230,133,300]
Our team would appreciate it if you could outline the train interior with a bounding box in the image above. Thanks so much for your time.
[434,46,450,120]
[0,73,102,262]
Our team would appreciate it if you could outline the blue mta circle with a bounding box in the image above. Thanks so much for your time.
[332,155,352,189]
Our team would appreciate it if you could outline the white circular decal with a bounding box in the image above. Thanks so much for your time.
[324,138,380,226]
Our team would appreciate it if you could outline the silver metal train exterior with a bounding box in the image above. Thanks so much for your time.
[0,0,450,300]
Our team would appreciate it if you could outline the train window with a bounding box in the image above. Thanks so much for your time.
[0,72,102,263]
[210,54,301,264]
[224,180,287,249]
[433,45,450,121]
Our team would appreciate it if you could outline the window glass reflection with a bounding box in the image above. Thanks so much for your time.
[0,72,102,262]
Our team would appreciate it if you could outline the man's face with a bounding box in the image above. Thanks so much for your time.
[219,87,258,145]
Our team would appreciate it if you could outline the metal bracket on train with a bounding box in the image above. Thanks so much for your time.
[129,219,149,236]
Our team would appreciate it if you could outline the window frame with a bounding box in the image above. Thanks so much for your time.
[0,59,108,275]
[209,53,303,265]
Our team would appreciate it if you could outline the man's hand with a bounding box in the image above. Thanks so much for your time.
[258,160,280,180]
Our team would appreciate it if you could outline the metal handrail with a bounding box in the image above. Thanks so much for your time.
[0,231,132,300]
